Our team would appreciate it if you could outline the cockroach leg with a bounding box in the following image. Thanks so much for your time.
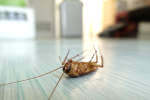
[97,48,104,67]
[94,48,98,63]
[93,48,104,67]
[89,53,95,62]
[48,72,64,100]
[62,50,70,65]
[75,49,96,62]
[95,55,104,68]
[70,50,87,60]
[76,56,85,61]
[100,55,104,68]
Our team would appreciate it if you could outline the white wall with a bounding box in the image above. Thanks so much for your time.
[27,0,55,39]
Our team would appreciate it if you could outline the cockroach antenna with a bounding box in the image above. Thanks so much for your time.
[48,72,64,100]
[0,66,63,86]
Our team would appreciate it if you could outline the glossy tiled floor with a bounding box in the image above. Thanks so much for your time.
[0,38,150,100]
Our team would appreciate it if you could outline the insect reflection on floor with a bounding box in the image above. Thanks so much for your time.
[0,48,104,100]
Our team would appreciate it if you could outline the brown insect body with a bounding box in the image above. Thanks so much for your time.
[63,60,99,77]
[63,50,103,77]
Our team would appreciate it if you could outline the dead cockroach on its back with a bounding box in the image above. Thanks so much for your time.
[63,49,103,77]
[0,48,104,100]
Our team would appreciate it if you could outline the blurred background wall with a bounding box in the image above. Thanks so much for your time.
[27,0,55,39]
[0,0,150,39]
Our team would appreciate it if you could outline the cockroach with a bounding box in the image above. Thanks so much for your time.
[0,48,104,100]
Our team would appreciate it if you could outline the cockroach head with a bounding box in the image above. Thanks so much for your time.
[63,59,72,73]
